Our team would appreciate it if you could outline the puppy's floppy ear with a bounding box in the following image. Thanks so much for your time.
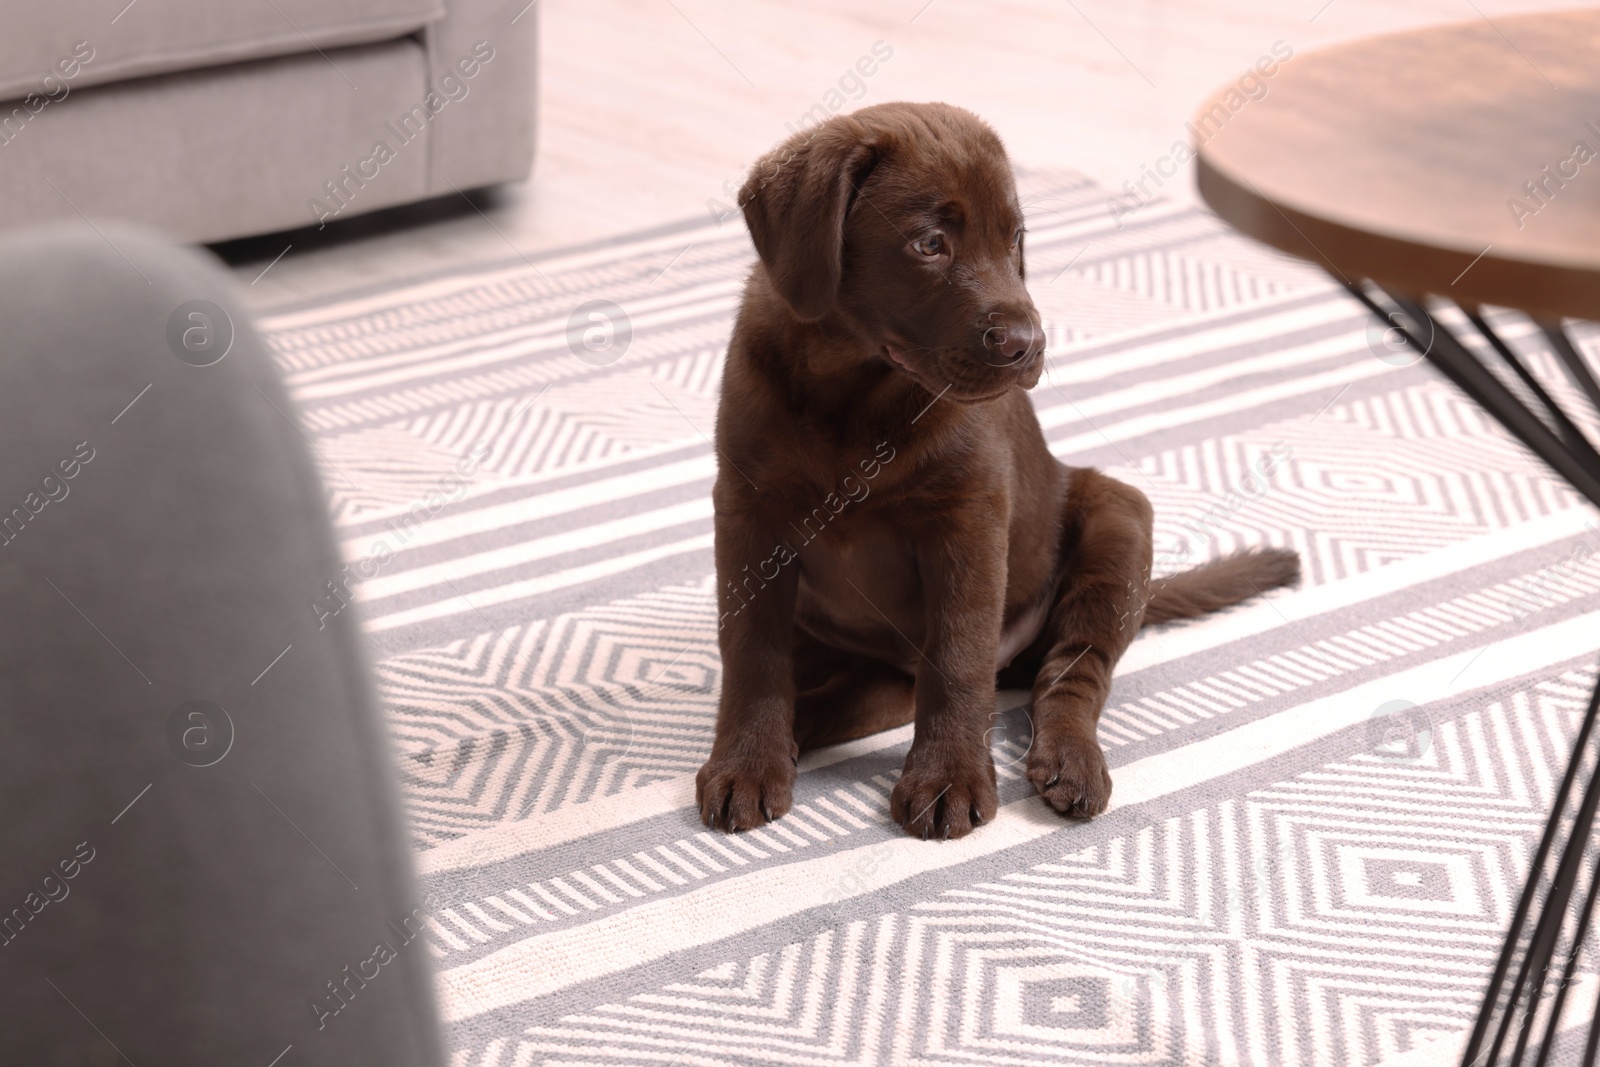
[739,119,880,322]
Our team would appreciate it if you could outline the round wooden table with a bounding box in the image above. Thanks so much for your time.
[1194,12,1600,1067]
[1198,10,1600,321]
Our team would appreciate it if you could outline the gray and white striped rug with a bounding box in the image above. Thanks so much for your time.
[259,170,1600,1067]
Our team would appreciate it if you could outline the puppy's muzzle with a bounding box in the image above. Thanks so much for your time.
[979,310,1045,368]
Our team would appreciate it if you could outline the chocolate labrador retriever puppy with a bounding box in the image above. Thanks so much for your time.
[697,101,1299,840]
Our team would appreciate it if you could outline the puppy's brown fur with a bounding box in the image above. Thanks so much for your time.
[697,102,1299,840]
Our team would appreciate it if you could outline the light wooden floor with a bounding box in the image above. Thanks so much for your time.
[227,0,1593,308]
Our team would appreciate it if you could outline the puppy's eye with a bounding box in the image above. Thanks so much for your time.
[913,234,945,257]
[1012,228,1024,248]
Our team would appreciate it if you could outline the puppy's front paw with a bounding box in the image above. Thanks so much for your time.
[1027,727,1111,818]
[696,742,798,832]
[890,745,998,840]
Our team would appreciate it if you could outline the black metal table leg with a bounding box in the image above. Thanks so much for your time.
[1344,282,1600,1067]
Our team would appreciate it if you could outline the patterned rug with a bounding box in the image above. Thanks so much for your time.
[258,170,1600,1067]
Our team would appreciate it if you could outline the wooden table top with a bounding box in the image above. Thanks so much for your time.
[1195,9,1600,321]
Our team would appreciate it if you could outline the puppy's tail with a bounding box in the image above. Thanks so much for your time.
[1142,547,1300,626]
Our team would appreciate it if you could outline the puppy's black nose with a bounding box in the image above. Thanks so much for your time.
[987,318,1044,363]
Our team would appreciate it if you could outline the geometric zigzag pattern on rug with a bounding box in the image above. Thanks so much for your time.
[486,670,1594,1067]
[257,170,1600,1064]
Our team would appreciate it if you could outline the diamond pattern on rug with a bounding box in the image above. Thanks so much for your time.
[256,168,1600,1064]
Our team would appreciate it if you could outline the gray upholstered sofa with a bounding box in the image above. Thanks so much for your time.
[0,0,537,243]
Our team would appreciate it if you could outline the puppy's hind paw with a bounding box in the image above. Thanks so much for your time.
[1027,729,1112,818]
